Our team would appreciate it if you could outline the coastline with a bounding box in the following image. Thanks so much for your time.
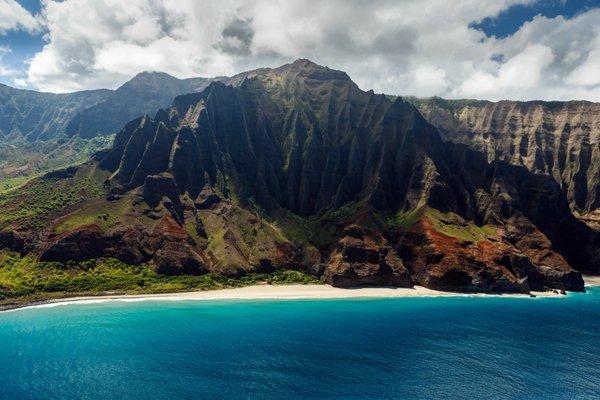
[1,283,572,313]
[583,275,600,287]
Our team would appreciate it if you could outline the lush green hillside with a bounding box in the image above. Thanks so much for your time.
[0,251,319,308]
[0,135,113,189]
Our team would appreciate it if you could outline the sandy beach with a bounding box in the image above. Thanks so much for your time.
[1,284,567,312]
[583,276,600,287]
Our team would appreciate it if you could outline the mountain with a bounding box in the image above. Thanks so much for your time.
[0,72,215,143]
[65,72,216,138]
[0,84,111,142]
[408,97,600,225]
[0,72,218,183]
[1,60,598,295]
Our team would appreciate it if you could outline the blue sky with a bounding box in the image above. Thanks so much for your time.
[0,0,42,78]
[472,0,600,38]
[0,0,599,101]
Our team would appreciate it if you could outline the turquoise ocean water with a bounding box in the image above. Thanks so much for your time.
[1,288,599,399]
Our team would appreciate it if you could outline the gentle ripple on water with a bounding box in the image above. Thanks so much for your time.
[0,289,599,400]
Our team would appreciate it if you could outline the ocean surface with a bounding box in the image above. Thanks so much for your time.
[1,288,599,400]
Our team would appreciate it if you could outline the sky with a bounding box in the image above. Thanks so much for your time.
[0,0,599,101]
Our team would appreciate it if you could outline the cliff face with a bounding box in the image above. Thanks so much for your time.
[411,98,600,215]
[104,60,449,217]
[1,60,597,293]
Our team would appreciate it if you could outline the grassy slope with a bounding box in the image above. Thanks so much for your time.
[53,194,134,234]
[391,206,498,242]
[0,164,109,231]
[0,176,30,194]
[0,251,320,307]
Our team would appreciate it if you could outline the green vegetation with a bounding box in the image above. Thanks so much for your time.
[287,200,366,248]
[425,208,497,242]
[200,202,297,269]
[0,252,321,307]
[0,176,31,193]
[0,165,109,230]
[266,208,333,249]
[0,135,114,183]
[389,206,498,242]
[389,207,424,230]
[54,212,116,234]
[323,200,364,223]
[53,195,132,234]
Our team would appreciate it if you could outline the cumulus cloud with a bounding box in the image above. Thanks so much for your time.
[20,0,600,101]
[566,35,600,87]
[0,0,40,34]
[458,44,555,98]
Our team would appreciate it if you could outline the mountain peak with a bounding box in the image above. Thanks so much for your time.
[279,58,351,81]
[123,71,180,88]
[289,58,319,68]
[132,71,176,79]
[229,59,351,87]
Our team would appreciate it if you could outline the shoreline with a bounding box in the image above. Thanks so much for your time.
[583,275,600,287]
[1,283,577,313]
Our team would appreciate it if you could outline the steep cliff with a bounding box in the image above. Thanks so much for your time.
[1,60,596,294]
[410,97,600,216]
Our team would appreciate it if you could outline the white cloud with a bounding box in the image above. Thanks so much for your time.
[19,0,600,101]
[0,0,40,34]
[411,66,448,95]
[566,35,600,87]
[457,44,555,98]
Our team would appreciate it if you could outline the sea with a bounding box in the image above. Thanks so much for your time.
[0,287,599,400]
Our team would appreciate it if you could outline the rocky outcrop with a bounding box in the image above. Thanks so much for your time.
[39,215,210,275]
[145,217,210,275]
[323,225,413,287]
[397,215,584,293]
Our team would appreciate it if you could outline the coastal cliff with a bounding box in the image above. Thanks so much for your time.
[410,98,600,220]
[1,60,597,296]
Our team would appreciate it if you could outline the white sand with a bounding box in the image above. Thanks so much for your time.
[583,275,600,287]
[6,284,563,312]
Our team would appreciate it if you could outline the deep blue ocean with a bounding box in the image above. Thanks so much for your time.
[1,288,599,400]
